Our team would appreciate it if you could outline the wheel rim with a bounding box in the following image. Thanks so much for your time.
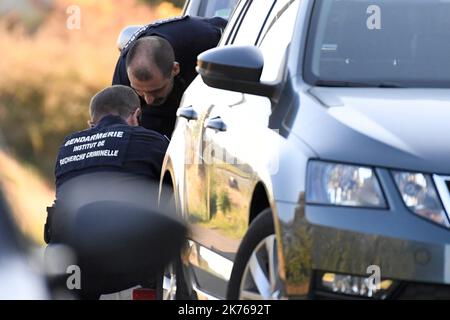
[162,264,177,300]
[239,235,285,300]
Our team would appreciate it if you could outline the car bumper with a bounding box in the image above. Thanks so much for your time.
[275,169,450,299]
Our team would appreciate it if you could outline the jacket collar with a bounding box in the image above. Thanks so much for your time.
[95,115,127,129]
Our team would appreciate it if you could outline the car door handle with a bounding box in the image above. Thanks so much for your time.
[176,105,198,121]
[206,116,227,132]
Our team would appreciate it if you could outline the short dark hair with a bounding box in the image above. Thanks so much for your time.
[90,85,140,123]
[125,36,175,80]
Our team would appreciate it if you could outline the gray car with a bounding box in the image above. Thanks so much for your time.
[160,0,450,300]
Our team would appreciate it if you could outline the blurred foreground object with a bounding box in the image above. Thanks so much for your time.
[0,184,49,299]
[68,200,187,296]
[45,172,187,298]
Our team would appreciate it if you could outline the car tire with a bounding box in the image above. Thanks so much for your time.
[158,184,196,300]
[160,253,195,300]
[227,208,285,300]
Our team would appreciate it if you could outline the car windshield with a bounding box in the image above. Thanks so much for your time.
[198,0,238,19]
[305,0,450,88]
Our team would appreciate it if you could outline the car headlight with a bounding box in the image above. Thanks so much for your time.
[306,161,387,208]
[392,172,449,227]
[318,271,396,299]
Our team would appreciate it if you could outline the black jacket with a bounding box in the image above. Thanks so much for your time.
[49,115,168,243]
[112,16,227,137]
[55,115,168,190]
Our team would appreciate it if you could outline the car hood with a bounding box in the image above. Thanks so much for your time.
[292,87,450,174]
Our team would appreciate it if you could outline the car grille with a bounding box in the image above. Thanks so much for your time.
[391,282,450,299]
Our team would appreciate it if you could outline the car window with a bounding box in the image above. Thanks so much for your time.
[258,0,300,82]
[221,0,250,45]
[231,0,276,46]
[198,0,239,19]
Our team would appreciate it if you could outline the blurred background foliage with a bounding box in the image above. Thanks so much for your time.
[0,0,181,243]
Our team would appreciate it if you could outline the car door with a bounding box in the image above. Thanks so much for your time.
[172,0,251,224]
[181,0,279,298]
[198,0,302,297]
[177,0,248,228]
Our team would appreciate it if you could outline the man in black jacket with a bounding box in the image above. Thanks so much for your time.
[45,85,173,299]
[112,16,227,137]
[48,85,169,243]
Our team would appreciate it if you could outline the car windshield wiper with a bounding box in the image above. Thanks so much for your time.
[314,80,405,88]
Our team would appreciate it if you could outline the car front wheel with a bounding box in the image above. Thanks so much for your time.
[227,209,286,300]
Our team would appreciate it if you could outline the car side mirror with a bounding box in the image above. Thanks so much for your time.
[197,45,277,97]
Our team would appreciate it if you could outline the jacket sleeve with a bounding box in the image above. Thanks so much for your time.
[208,17,228,33]
[112,55,131,86]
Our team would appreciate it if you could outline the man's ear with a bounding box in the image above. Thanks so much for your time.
[127,108,141,127]
[172,62,180,77]
[135,107,142,120]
